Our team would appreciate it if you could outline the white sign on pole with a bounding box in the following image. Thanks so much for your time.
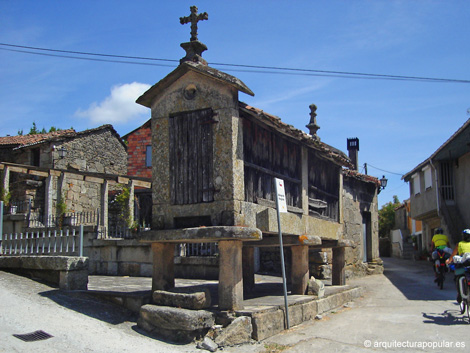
[274,178,288,213]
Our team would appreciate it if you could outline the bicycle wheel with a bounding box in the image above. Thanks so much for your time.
[460,298,466,315]
[458,276,466,314]
[438,267,445,290]
[465,281,470,321]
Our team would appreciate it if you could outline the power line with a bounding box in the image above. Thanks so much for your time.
[366,163,404,176]
[1,42,470,84]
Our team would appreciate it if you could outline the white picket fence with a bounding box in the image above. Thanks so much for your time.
[0,226,84,257]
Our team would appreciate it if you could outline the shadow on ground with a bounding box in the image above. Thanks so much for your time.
[39,289,139,325]
[422,307,470,326]
[382,257,456,301]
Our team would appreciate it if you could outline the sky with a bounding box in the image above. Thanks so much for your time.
[1,1,469,208]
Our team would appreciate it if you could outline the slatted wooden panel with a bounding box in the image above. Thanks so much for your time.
[243,119,301,207]
[169,109,214,205]
[308,150,340,221]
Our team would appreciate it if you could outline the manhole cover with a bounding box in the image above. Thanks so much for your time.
[13,330,53,342]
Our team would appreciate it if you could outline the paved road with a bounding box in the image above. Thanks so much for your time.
[237,257,469,353]
[1,257,469,352]
[0,270,200,353]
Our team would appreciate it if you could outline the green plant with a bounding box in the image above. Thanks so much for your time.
[0,171,11,206]
[57,192,68,217]
[115,186,135,229]
[0,188,11,206]
[56,192,68,228]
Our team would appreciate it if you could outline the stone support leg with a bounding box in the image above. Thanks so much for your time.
[242,246,255,296]
[100,180,109,235]
[218,240,243,310]
[291,245,309,295]
[332,247,346,285]
[44,175,54,227]
[151,243,175,292]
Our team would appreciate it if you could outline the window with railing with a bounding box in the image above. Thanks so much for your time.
[440,161,454,202]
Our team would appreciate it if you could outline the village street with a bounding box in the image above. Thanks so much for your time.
[0,257,469,353]
[240,257,470,353]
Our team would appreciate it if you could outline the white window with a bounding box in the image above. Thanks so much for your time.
[412,173,420,195]
[423,166,432,190]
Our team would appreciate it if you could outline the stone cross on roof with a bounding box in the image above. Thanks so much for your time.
[180,6,208,42]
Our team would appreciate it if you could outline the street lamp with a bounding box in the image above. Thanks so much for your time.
[57,146,67,159]
[380,175,388,190]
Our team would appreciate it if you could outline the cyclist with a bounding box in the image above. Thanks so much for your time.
[431,228,452,281]
[431,228,452,259]
[446,229,470,303]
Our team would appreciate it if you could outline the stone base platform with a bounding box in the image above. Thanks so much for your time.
[86,274,363,341]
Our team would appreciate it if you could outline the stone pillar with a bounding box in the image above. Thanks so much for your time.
[128,180,135,226]
[151,242,175,292]
[242,246,255,295]
[291,245,309,294]
[58,172,67,206]
[332,247,346,285]
[218,240,243,310]
[1,165,10,195]
[44,174,54,227]
[100,180,109,234]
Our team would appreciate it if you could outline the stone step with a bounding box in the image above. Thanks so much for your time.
[235,286,363,341]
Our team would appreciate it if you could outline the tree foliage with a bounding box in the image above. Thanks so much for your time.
[378,195,401,238]
[17,122,63,136]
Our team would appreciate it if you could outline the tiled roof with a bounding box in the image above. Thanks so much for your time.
[0,129,76,148]
[0,124,126,150]
[342,169,380,186]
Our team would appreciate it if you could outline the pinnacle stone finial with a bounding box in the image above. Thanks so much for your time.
[306,104,320,140]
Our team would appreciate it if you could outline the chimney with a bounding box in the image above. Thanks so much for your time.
[347,138,359,171]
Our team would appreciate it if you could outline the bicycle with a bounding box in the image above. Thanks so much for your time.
[450,258,470,321]
[434,249,449,290]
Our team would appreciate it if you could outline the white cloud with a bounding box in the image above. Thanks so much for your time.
[75,82,151,124]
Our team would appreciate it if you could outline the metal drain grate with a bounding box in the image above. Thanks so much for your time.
[13,330,53,342]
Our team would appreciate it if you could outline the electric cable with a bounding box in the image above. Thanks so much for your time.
[1,42,469,84]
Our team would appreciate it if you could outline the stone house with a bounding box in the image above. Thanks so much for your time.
[0,125,127,225]
[403,118,470,251]
[134,24,383,310]
[123,119,152,179]
[390,199,423,259]
[122,119,152,227]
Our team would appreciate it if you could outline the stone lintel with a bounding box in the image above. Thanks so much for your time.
[28,169,49,177]
[139,226,262,243]
[243,233,321,248]
[304,238,356,249]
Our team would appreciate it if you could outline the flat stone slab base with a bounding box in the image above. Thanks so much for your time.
[237,285,363,340]
[87,275,363,341]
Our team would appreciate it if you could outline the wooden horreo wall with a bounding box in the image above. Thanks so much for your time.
[243,118,302,208]
[169,108,215,205]
[307,150,340,221]
[242,117,340,221]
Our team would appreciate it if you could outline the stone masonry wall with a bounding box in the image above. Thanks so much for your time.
[342,176,381,278]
